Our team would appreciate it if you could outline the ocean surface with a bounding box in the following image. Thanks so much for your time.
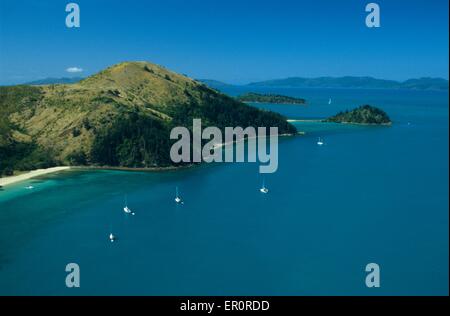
[0,87,448,295]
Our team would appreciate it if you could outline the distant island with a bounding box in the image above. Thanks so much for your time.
[197,79,233,90]
[324,105,391,125]
[0,61,296,177]
[236,93,306,104]
[24,77,84,85]
[199,76,448,91]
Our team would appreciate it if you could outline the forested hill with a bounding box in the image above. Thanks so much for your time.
[0,61,296,176]
[324,105,391,125]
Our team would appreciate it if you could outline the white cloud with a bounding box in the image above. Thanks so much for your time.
[66,67,83,73]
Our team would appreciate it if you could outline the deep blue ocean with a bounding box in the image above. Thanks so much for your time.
[0,87,448,295]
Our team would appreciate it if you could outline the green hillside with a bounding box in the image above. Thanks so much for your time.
[0,61,296,175]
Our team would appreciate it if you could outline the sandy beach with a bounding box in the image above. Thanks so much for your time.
[0,166,71,187]
[287,119,322,122]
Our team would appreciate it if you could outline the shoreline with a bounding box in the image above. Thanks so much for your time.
[287,119,322,122]
[243,101,306,105]
[71,164,195,172]
[211,132,295,150]
[0,133,300,187]
[288,118,392,126]
[328,121,392,126]
[0,166,71,187]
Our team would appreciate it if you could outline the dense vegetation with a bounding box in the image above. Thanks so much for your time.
[324,105,391,125]
[236,93,306,104]
[90,111,173,167]
[0,61,296,176]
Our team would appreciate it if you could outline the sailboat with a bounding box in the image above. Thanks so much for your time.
[123,195,135,215]
[317,137,324,146]
[260,179,269,194]
[109,233,116,242]
[328,98,332,105]
[175,186,184,204]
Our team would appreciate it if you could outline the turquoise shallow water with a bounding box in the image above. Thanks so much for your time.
[0,88,448,295]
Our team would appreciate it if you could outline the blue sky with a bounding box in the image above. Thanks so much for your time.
[0,0,448,84]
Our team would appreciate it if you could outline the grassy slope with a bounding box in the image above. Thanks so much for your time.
[0,61,296,172]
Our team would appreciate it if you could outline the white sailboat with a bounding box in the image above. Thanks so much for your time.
[328,98,332,105]
[123,195,135,215]
[109,233,116,242]
[317,137,324,146]
[260,179,269,194]
[175,186,184,204]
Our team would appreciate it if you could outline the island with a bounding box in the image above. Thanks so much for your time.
[246,76,449,91]
[0,61,296,178]
[200,77,449,91]
[236,92,306,104]
[323,105,391,125]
